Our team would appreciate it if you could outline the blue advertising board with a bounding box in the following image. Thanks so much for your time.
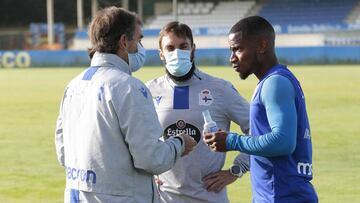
[0,47,359,68]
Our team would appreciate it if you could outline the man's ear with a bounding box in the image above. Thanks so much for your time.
[119,34,127,50]
[258,39,267,54]
[159,49,165,61]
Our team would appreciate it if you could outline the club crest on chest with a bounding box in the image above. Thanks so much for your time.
[199,89,213,106]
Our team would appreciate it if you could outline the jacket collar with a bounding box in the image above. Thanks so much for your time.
[91,52,130,74]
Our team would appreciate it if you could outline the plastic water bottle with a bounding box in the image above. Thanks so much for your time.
[202,110,218,133]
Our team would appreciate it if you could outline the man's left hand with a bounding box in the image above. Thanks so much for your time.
[202,170,237,193]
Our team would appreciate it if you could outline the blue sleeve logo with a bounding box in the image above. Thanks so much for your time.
[139,87,148,99]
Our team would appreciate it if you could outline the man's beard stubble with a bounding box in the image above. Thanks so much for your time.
[166,62,196,82]
[239,52,260,80]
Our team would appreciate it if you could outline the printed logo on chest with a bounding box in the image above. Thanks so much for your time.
[164,120,201,143]
[199,89,213,106]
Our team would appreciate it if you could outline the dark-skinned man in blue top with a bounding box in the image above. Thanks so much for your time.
[203,16,318,203]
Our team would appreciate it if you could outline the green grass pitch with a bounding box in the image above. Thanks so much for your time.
[0,65,359,202]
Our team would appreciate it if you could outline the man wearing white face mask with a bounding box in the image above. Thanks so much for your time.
[55,8,196,203]
[146,21,250,203]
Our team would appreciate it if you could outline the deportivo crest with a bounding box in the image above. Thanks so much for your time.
[199,89,213,106]
[164,120,201,143]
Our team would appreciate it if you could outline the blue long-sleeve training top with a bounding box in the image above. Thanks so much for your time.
[225,64,317,202]
[226,75,297,156]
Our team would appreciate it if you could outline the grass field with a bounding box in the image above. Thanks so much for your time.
[0,65,359,202]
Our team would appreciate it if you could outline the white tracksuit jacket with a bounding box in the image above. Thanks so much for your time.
[55,52,184,203]
[146,69,250,203]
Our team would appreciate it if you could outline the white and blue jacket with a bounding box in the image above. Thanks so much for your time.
[55,52,184,203]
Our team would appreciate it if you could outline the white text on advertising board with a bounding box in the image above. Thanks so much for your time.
[0,51,31,68]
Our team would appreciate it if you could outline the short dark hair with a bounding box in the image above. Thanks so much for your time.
[88,7,137,55]
[230,16,275,42]
[158,21,194,50]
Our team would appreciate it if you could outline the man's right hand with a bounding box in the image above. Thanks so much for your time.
[177,133,197,156]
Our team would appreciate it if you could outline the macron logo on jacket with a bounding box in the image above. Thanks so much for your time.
[66,166,97,184]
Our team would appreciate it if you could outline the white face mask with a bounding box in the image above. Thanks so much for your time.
[128,43,146,72]
[164,49,192,77]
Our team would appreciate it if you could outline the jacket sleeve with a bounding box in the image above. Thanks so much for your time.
[224,83,250,174]
[112,79,184,175]
[233,152,250,175]
[223,83,250,134]
[54,89,67,167]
